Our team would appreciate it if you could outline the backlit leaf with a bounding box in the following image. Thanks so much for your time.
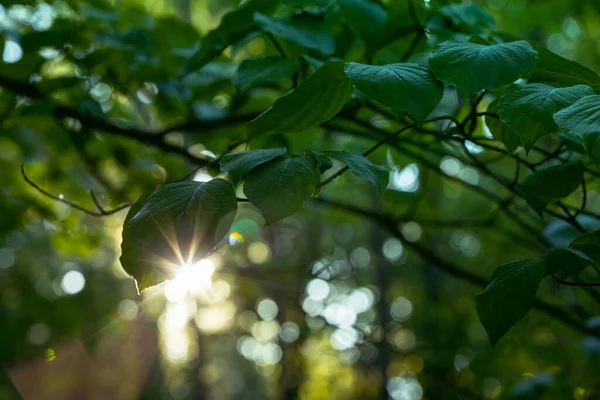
[120,179,238,291]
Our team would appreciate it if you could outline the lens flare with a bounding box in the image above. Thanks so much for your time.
[228,231,244,246]
[164,259,215,301]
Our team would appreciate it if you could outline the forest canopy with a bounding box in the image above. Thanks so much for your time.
[1,0,600,399]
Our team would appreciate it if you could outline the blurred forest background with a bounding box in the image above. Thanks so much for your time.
[1,0,600,399]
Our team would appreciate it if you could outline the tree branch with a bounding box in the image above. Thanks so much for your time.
[315,196,598,338]
[21,164,131,217]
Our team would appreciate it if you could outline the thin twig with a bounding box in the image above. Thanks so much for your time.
[551,273,600,287]
[90,190,106,214]
[21,164,131,216]
[266,33,288,59]
[317,196,597,337]
[574,179,587,218]
[400,29,425,63]
[318,116,457,188]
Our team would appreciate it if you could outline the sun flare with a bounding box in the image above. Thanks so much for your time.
[163,258,216,302]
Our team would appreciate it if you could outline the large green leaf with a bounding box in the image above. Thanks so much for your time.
[254,12,335,54]
[120,179,238,291]
[323,151,389,193]
[520,160,584,216]
[248,62,353,135]
[485,99,521,154]
[553,95,600,151]
[545,248,593,279]
[528,43,600,88]
[243,156,320,224]
[183,0,279,74]
[338,0,387,41]
[428,40,537,98]
[498,83,594,151]
[220,148,287,184]
[343,62,443,123]
[475,259,545,346]
[234,57,300,88]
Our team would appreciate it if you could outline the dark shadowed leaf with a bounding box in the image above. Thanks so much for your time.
[545,248,593,279]
[344,62,443,122]
[254,12,335,54]
[248,62,353,135]
[120,179,238,291]
[428,40,537,97]
[338,0,387,41]
[437,4,495,32]
[220,148,287,184]
[306,149,334,173]
[569,230,600,265]
[244,156,320,224]
[528,43,600,88]
[521,160,583,216]
[475,259,545,346]
[234,57,300,88]
[323,151,389,193]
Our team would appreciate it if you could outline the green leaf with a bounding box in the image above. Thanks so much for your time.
[306,149,334,173]
[437,4,495,32]
[521,160,584,216]
[254,12,335,54]
[220,148,287,184]
[248,62,353,135]
[528,43,600,88]
[183,0,279,74]
[120,179,238,291]
[475,259,545,346]
[343,62,443,123]
[485,99,521,154]
[338,0,387,41]
[498,83,594,151]
[428,40,538,98]
[243,156,320,224]
[569,230,600,265]
[545,248,593,279]
[234,57,300,88]
[554,95,600,151]
[323,151,389,193]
